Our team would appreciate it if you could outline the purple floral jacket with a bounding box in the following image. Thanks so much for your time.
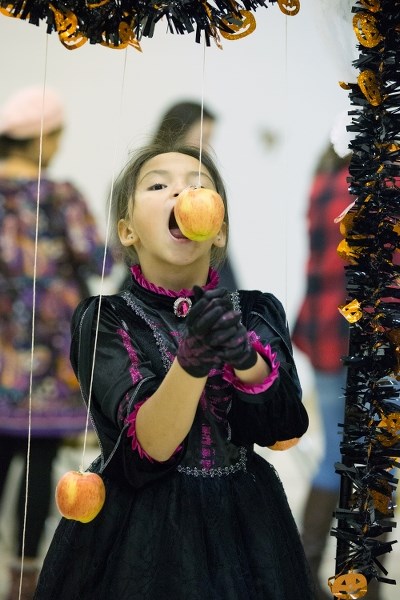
[0,177,112,437]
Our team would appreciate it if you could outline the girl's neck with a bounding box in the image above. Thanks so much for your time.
[0,155,42,179]
[137,263,210,292]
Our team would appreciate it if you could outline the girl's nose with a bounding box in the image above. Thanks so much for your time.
[172,183,186,197]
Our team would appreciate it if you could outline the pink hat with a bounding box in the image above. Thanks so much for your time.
[0,85,65,139]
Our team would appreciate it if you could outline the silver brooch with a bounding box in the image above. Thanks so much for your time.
[173,297,192,318]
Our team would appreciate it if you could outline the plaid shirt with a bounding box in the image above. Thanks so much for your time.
[292,164,351,372]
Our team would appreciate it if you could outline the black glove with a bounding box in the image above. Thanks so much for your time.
[189,287,258,372]
[176,286,231,377]
[217,318,258,371]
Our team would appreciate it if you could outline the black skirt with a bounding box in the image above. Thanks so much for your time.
[35,452,315,600]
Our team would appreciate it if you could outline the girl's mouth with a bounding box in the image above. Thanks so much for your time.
[169,209,187,240]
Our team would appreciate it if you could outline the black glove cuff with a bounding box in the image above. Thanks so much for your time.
[232,346,258,371]
[176,356,210,378]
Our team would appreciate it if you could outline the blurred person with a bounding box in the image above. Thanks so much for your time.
[292,140,350,600]
[292,112,388,599]
[151,100,216,148]
[0,85,112,599]
[119,100,239,291]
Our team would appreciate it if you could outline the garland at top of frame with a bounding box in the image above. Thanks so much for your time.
[0,0,300,50]
[329,1,400,598]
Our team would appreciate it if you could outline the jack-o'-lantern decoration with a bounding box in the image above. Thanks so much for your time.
[353,13,383,48]
[328,572,368,599]
[277,0,300,16]
[358,69,383,106]
[338,299,363,323]
[219,10,256,40]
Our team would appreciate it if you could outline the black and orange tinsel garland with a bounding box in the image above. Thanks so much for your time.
[0,0,300,50]
[329,1,400,598]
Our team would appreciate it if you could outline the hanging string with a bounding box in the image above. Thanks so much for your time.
[18,30,49,600]
[282,14,289,316]
[79,47,129,472]
[197,35,207,186]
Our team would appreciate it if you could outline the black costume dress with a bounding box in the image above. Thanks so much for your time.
[35,268,315,600]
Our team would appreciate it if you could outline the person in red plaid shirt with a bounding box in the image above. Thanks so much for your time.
[292,141,352,600]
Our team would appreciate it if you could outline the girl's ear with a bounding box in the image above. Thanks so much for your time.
[213,222,227,248]
[118,219,139,247]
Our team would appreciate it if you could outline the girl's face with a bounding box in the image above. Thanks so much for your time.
[118,152,226,287]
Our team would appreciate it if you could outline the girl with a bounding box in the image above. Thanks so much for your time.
[35,143,314,599]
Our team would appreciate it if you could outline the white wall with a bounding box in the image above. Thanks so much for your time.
[0,1,356,395]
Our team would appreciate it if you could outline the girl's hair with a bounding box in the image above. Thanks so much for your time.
[0,128,63,160]
[152,101,216,145]
[112,142,229,268]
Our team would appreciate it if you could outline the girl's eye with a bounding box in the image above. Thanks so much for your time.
[149,183,166,191]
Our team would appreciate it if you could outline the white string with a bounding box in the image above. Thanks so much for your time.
[18,30,49,600]
[80,48,129,471]
[197,36,207,185]
[282,16,289,315]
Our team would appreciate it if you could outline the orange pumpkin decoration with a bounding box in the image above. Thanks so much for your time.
[277,0,300,16]
[353,13,383,48]
[328,572,368,599]
[338,299,363,323]
[358,69,383,106]
[219,10,256,40]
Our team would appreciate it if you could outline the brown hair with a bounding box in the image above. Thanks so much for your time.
[112,142,229,268]
[152,101,216,145]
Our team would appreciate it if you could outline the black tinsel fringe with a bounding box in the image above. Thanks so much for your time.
[0,0,299,49]
[331,0,400,596]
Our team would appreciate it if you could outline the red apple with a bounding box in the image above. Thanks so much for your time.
[55,470,106,523]
[174,187,225,242]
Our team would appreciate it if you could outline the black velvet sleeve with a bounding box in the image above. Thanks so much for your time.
[70,295,186,489]
[228,291,309,448]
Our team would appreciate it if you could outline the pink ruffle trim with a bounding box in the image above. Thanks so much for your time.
[222,339,280,394]
[125,401,182,463]
[130,264,219,297]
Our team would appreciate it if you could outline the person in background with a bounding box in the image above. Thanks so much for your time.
[119,100,239,291]
[34,142,313,599]
[292,139,350,600]
[151,100,216,149]
[0,85,112,600]
[292,112,387,600]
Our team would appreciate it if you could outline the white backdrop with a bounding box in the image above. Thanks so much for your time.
[0,1,356,394]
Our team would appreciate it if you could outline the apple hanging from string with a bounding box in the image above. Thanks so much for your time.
[55,470,106,523]
[174,187,225,242]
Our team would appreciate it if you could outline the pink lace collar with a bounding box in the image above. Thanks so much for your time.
[130,264,219,298]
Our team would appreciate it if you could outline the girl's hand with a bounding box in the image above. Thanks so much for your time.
[176,286,231,377]
[216,317,258,371]
[191,286,258,371]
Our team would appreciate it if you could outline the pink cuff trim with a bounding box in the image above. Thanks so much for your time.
[222,340,280,394]
[125,401,182,463]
